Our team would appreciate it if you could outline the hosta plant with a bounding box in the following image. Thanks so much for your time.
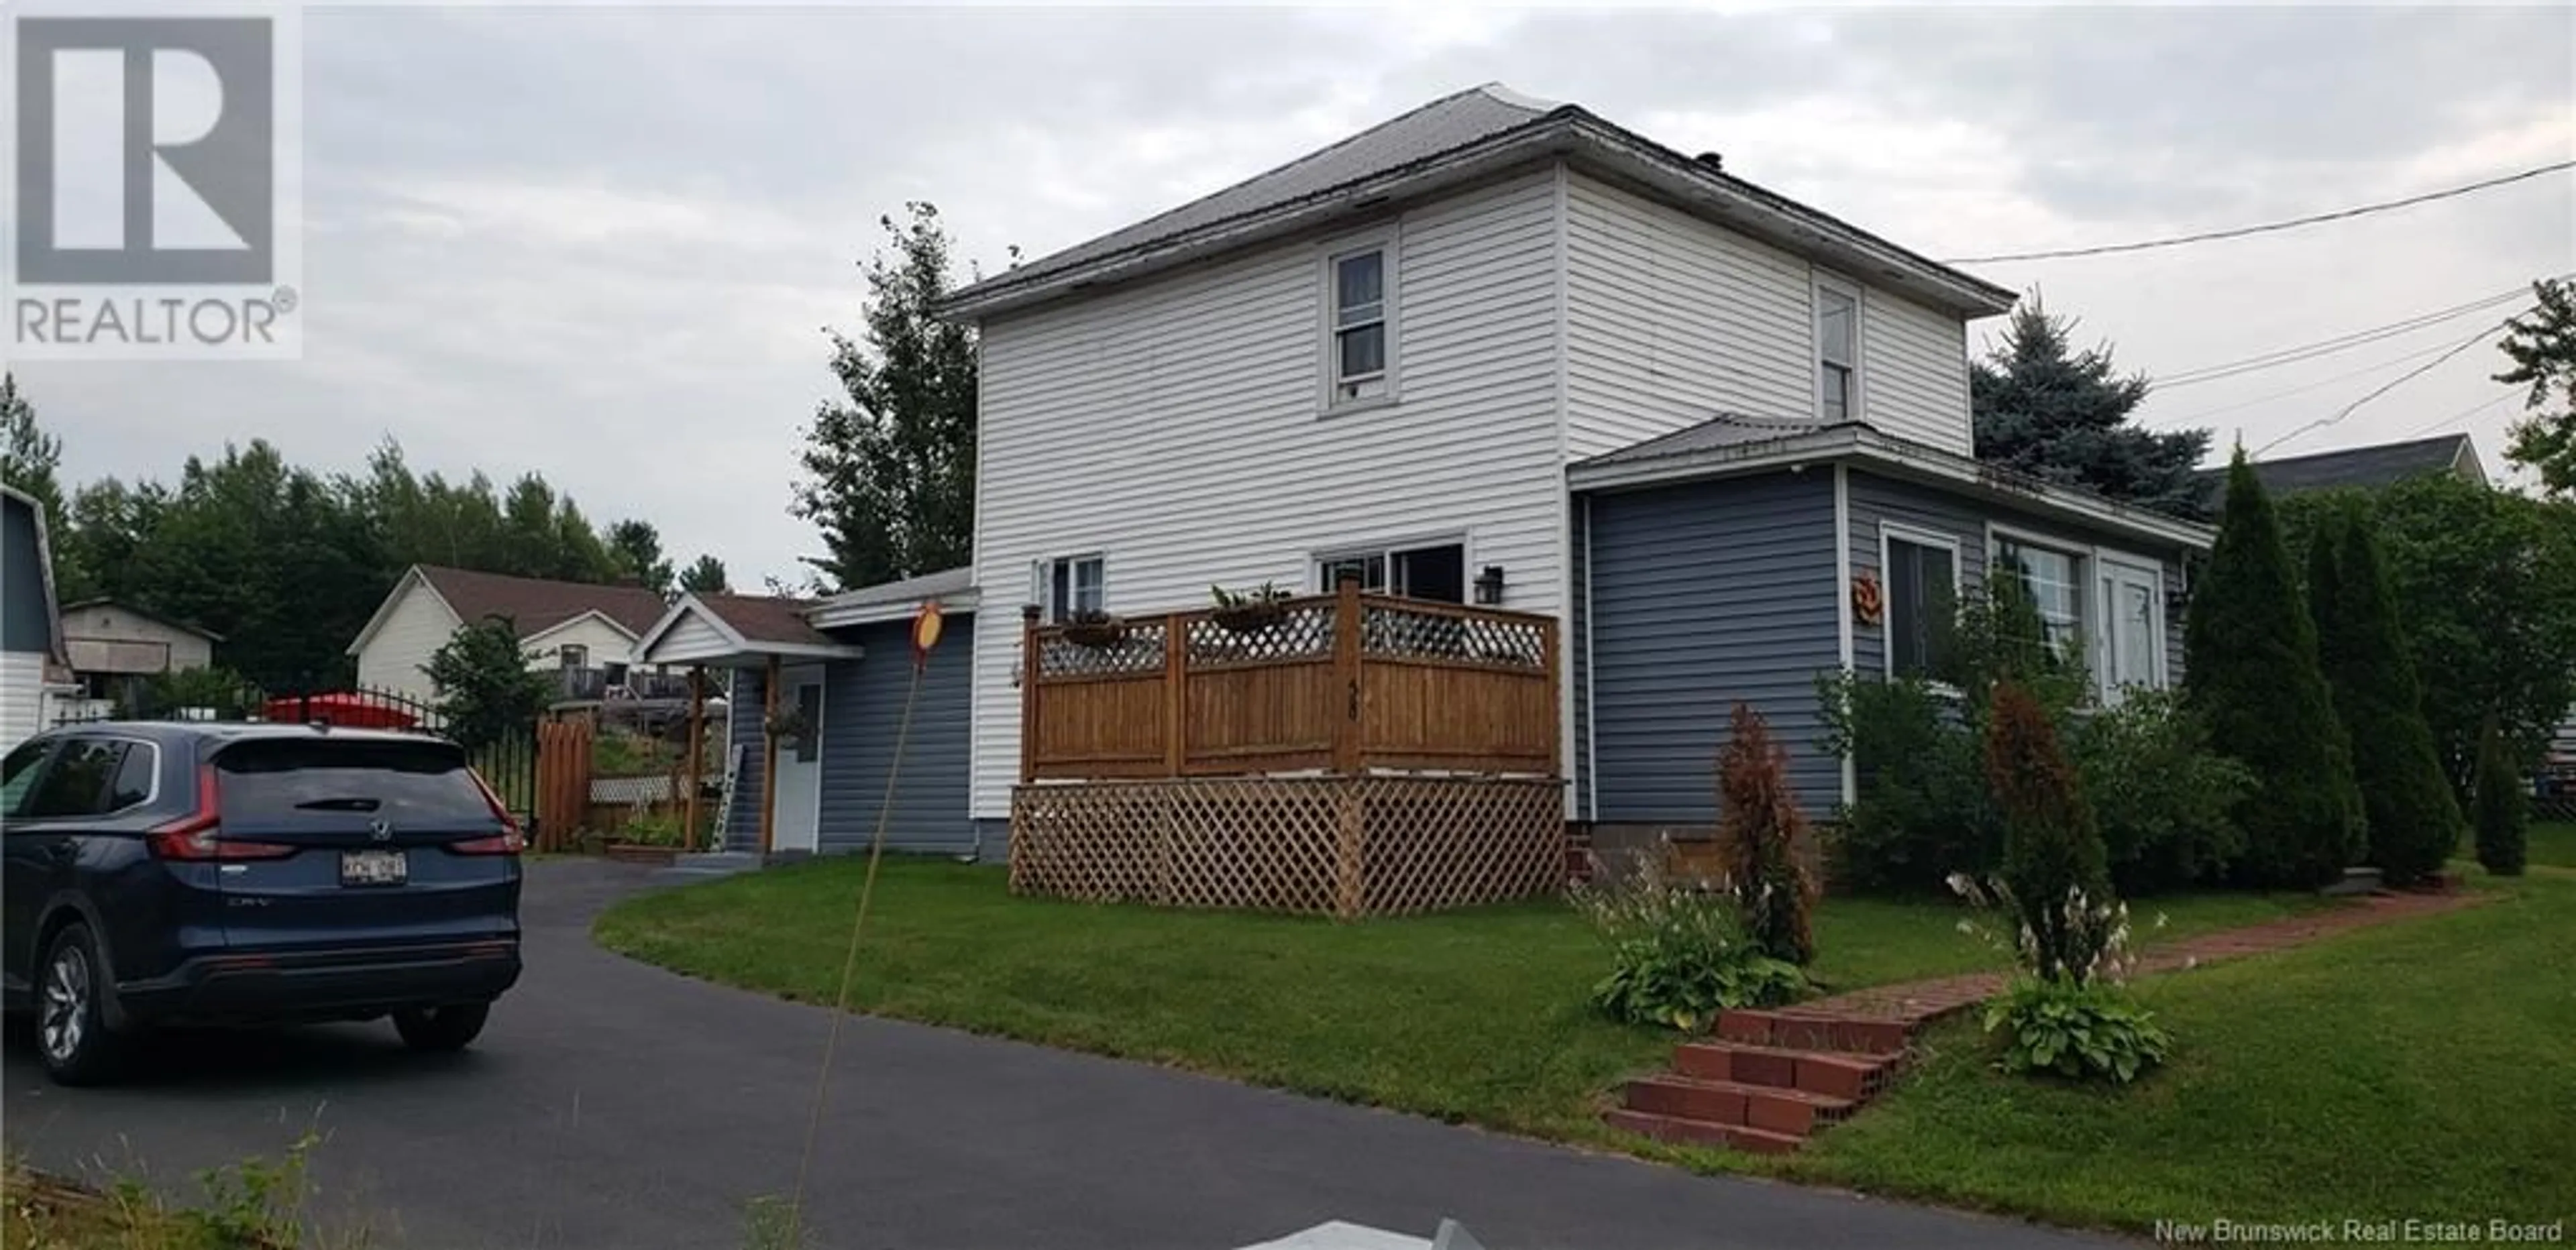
[1572,852,1806,1032]
[1983,976,2174,1084]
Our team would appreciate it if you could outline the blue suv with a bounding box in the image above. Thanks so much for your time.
[3,722,524,1084]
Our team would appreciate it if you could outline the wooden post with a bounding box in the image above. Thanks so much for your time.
[1330,571,1364,776]
[758,653,780,856]
[1019,604,1041,784]
[1163,611,1187,778]
[682,667,706,853]
[1542,616,1563,777]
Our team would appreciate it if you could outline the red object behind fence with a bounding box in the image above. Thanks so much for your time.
[261,693,422,730]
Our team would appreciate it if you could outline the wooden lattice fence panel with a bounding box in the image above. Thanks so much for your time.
[1010,775,1564,917]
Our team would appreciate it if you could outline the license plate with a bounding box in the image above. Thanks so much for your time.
[341,849,409,887]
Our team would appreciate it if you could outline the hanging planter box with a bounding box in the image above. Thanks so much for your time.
[1210,601,1289,635]
[1062,614,1130,648]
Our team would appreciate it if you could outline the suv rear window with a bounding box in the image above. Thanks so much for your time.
[216,739,492,823]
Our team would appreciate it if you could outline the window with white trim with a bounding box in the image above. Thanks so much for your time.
[1328,246,1391,404]
[1315,541,1464,602]
[559,644,588,670]
[1882,529,1960,680]
[1040,555,1105,622]
[1994,536,2086,660]
[1816,281,1859,422]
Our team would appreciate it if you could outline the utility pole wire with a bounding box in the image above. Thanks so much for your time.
[2251,313,2524,457]
[2157,282,2548,390]
[1945,160,2574,264]
[2404,392,2520,439]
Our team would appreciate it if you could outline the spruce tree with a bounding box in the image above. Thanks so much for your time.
[2473,712,2529,877]
[2308,515,2465,885]
[2185,450,2365,887]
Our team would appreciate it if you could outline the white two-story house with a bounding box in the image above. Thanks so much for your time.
[691,84,2212,862]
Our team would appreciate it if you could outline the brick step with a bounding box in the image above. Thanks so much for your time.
[1673,1040,1900,1100]
[1623,1074,1858,1136]
[1602,1109,1806,1155]
[1717,1008,1913,1055]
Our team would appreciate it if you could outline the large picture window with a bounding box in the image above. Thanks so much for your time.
[1316,541,1464,602]
[1994,535,2086,661]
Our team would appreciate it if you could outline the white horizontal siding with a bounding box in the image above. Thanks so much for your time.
[1,650,44,750]
[353,579,458,702]
[1563,173,1976,459]
[969,170,1566,818]
[1862,291,1973,454]
[520,615,637,671]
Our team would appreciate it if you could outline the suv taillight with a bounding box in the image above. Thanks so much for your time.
[451,769,525,856]
[147,766,294,861]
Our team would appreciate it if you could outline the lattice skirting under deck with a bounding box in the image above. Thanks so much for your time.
[1009,775,1567,918]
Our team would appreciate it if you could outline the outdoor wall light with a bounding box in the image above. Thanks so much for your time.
[1473,565,1507,606]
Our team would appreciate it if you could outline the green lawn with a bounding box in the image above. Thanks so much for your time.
[1778,868,2576,1235]
[593,860,2319,1145]
[2528,820,2576,869]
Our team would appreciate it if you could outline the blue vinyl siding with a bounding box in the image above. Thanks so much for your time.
[723,667,765,850]
[3,497,52,655]
[814,617,976,855]
[1586,470,1844,820]
[1571,498,1594,816]
[720,618,977,856]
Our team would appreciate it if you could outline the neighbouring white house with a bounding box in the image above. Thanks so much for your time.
[345,565,681,703]
[60,598,222,711]
[1,486,77,751]
[676,83,2217,869]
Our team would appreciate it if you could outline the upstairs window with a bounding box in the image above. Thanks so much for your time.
[1816,281,1859,422]
[1328,245,1393,406]
[559,644,588,670]
[1042,555,1106,622]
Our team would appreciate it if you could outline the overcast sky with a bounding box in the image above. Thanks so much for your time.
[19,4,2574,589]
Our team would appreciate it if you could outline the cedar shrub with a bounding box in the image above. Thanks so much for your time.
[1716,703,1819,965]
[1984,681,2112,981]
[2185,450,2365,887]
[2307,512,2465,885]
[2473,712,2529,876]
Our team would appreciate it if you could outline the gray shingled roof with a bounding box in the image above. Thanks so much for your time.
[2204,434,2477,499]
[952,85,1559,301]
[1576,412,1854,467]
[812,567,975,613]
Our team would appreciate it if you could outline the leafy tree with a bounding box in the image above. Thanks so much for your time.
[1715,703,1818,966]
[1984,680,2112,981]
[2278,475,2576,793]
[138,665,262,720]
[2185,450,2365,887]
[1973,299,2214,518]
[678,554,730,594]
[2497,276,2576,497]
[606,519,674,593]
[0,373,80,597]
[422,616,553,753]
[2306,512,2463,885]
[794,203,981,590]
[2472,711,2528,876]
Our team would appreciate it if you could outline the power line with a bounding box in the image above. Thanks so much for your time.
[2150,335,2502,429]
[1945,160,2575,264]
[2404,391,2520,439]
[2158,283,2540,390]
[2251,314,2523,457]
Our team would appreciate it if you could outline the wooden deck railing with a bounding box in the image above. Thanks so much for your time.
[1020,577,1561,781]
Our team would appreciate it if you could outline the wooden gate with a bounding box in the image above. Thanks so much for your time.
[534,718,595,852]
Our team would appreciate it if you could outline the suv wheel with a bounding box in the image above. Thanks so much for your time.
[38,924,125,1086]
[392,1003,490,1052]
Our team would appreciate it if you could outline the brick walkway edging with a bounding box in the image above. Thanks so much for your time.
[1797,887,2486,1022]
[1604,887,2489,1154]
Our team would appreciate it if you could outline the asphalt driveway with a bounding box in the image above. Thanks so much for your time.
[3,859,2119,1249]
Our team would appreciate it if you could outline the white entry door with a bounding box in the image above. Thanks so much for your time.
[771,664,825,854]
[2096,558,2167,703]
